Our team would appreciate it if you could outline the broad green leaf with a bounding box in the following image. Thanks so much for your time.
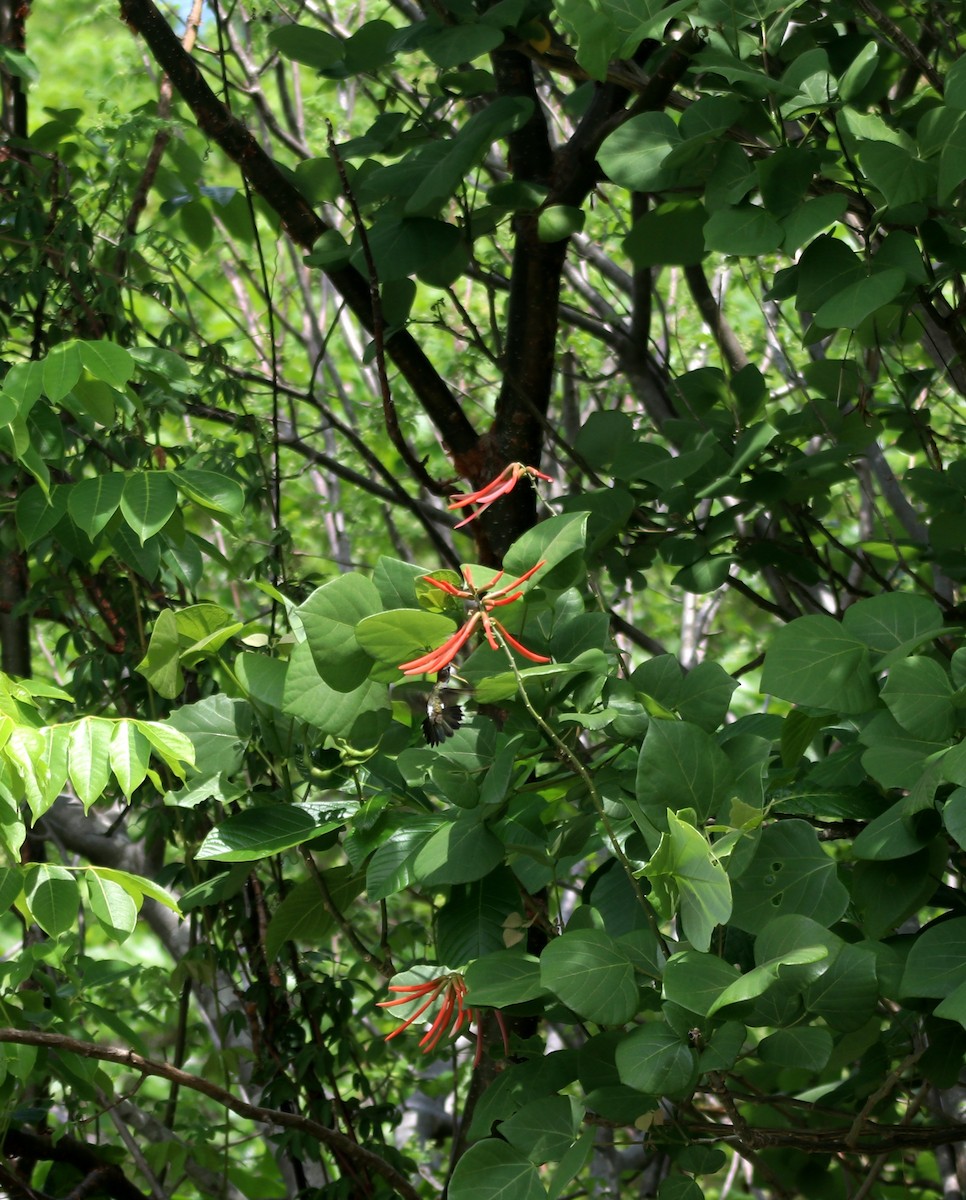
[406,96,533,216]
[760,615,877,713]
[69,377,117,425]
[900,917,966,998]
[86,871,138,940]
[136,609,183,699]
[366,818,441,901]
[422,23,504,69]
[644,813,732,951]
[78,339,135,386]
[265,866,364,960]
[355,610,457,669]
[540,930,638,1025]
[68,473,125,539]
[615,1025,697,1098]
[197,804,343,861]
[729,820,849,933]
[662,950,741,1017]
[43,340,82,402]
[267,24,343,69]
[500,1095,580,1164]
[167,695,252,778]
[437,870,522,964]
[448,1138,547,1200]
[813,267,905,328]
[464,951,546,1006]
[841,593,943,658]
[91,866,181,914]
[282,641,390,739]
[597,113,680,191]
[706,946,828,1016]
[0,866,23,912]
[804,942,878,1029]
[881,656,956,741]
[505,512,589,582]
[24,864,79,937]
[136,721,195,780]
[298,574,382,690]
[108,721,150,798]
[758,1025,833,1069]
[704,204,783,255]
[538,205,585,242]
[624,201,707,267]
[635,719,734,827]
[68,717,113,810]
[412,818,504,885]
[120,472,178,543]
[362,216,462,282]
[175,468,245,516]
[17,485,66,546]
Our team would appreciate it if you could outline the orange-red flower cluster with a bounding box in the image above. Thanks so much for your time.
[399,561,551,676]
[448,463,553,528]
[378,972,509,1066]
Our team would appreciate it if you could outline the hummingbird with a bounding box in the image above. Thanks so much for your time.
[422,666,465,746]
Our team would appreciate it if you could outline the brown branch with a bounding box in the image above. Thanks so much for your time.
[0,1028,421,1200]
[853,0,944,95]
[116,0,477,459]
[1,1128,150,1200]
[684,264,750,374]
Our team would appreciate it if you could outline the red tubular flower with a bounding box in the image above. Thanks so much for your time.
[449,463,553,528]
[379,972,505,1063]
[398,561,551,676]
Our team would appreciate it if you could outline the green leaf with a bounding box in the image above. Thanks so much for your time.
[412,818,504,885]
[662,950,741,1016]
[362,217,462,282]
[881,656,956,741]
[108,722,151,799]
[758,1025,832,1069]
[704,204,783,255]
[624,201,707,267]
[706,946,828,1016]
[298,574,382,690]
[43,341,82,402]
[167,695,251,777]
[267,24,343,69]
[355,609,457,669]
[540,930,638,1025]
[365,818,440,901]
[265,866,364,960]
[25,864,79,937]
[841,593,944,656]
[644,812,732,951]
[86,870,138,940]
[68,473,126,539]
[448,1138,547,1200]
[78,340,135,387]
[760,615,877,713]
[422,23,504,69]
[501,1095,580,1164]
[729,820,850,933]
[68,718,113,811]
[615,1025,697,1098]
[282,641,390,739]
[17,485,67,546]
[174,468,245,516]
[136,609,183,699]
[538,205,585,242]
[197,804,344,862]
[813,267,905,328]
[635,719,734,827]
[120,472,178,543]
[464,951,546,1006]
[900,917,966,998]
[597,113,681,191]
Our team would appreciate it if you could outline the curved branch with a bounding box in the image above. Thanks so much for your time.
[0,1028,421,1200]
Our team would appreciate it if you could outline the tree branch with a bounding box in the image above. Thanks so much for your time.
[0,1028,421,1200]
